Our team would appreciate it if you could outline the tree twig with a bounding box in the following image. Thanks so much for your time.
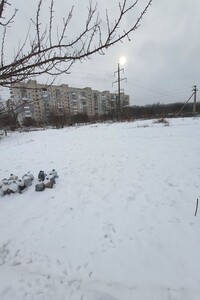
[0,0,153,86]
[195,198,199,216]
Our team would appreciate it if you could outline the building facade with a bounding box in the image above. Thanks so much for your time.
[10,80,129,124]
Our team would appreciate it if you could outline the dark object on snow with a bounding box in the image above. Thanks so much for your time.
[10,174,18,180]
[35,180,45,191]
[38,170,46,181]
[44,177,53,188]
[0,172,34,196]
[51,169,58,178]
[1,181,10,195]
[17,179,26,192]
[0,189,3,197]
[48,173,56,184]
[195,198,199,216]
[23,172,34,187]
[8,180,19,194]
[1,178,22,195]
[27,171,34,181]
[0,178,7,189]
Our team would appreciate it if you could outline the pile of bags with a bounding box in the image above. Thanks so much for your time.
[35,169,58,192]
[0,169,59,196]
[0,172,34,196]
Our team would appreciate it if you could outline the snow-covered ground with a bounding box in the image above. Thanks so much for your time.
[0,117,200,300]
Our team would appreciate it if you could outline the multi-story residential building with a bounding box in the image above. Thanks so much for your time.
[10,80,129,124]
[0,101,5,111]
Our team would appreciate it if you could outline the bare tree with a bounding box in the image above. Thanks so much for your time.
[0,0,153,87]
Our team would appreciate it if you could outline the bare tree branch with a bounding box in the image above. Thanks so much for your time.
[0,0,17,27]
[1,27,6,67]
[0,0,153,87]
[49,0,54,47]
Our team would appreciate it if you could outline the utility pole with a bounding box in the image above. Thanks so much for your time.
[192,85,198,116]
[112,63,127,120]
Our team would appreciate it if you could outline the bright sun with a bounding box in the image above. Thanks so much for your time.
[119,56,127,65]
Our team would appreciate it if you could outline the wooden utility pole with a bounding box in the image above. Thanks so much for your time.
[176,85,198,117]
[192,85,198,116]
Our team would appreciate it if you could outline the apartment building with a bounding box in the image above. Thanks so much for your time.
[0,101,5,111]
[10,80,129,124]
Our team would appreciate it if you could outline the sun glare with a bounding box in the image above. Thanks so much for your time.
[119,56,127,65]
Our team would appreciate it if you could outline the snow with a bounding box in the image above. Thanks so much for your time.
[0,117,200,300]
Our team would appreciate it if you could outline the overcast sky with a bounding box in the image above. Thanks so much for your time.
[0,0,200,106]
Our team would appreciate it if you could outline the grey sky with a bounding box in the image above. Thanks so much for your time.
[1,0,200,105]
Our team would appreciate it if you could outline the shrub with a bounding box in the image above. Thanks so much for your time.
[154,118,169,126]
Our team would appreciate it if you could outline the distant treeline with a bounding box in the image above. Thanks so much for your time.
[49,102,200,127]
[0,102,199,131]
[120,102,200,120]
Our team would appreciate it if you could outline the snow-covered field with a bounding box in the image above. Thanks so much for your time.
[0,117,200,300]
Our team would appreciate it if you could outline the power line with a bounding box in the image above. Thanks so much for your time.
[176,85,198,117]
[112,63,127,119]
[192,85,198,115]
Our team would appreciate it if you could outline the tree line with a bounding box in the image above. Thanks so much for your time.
[121,102,199,121]
[0,102,199,133]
